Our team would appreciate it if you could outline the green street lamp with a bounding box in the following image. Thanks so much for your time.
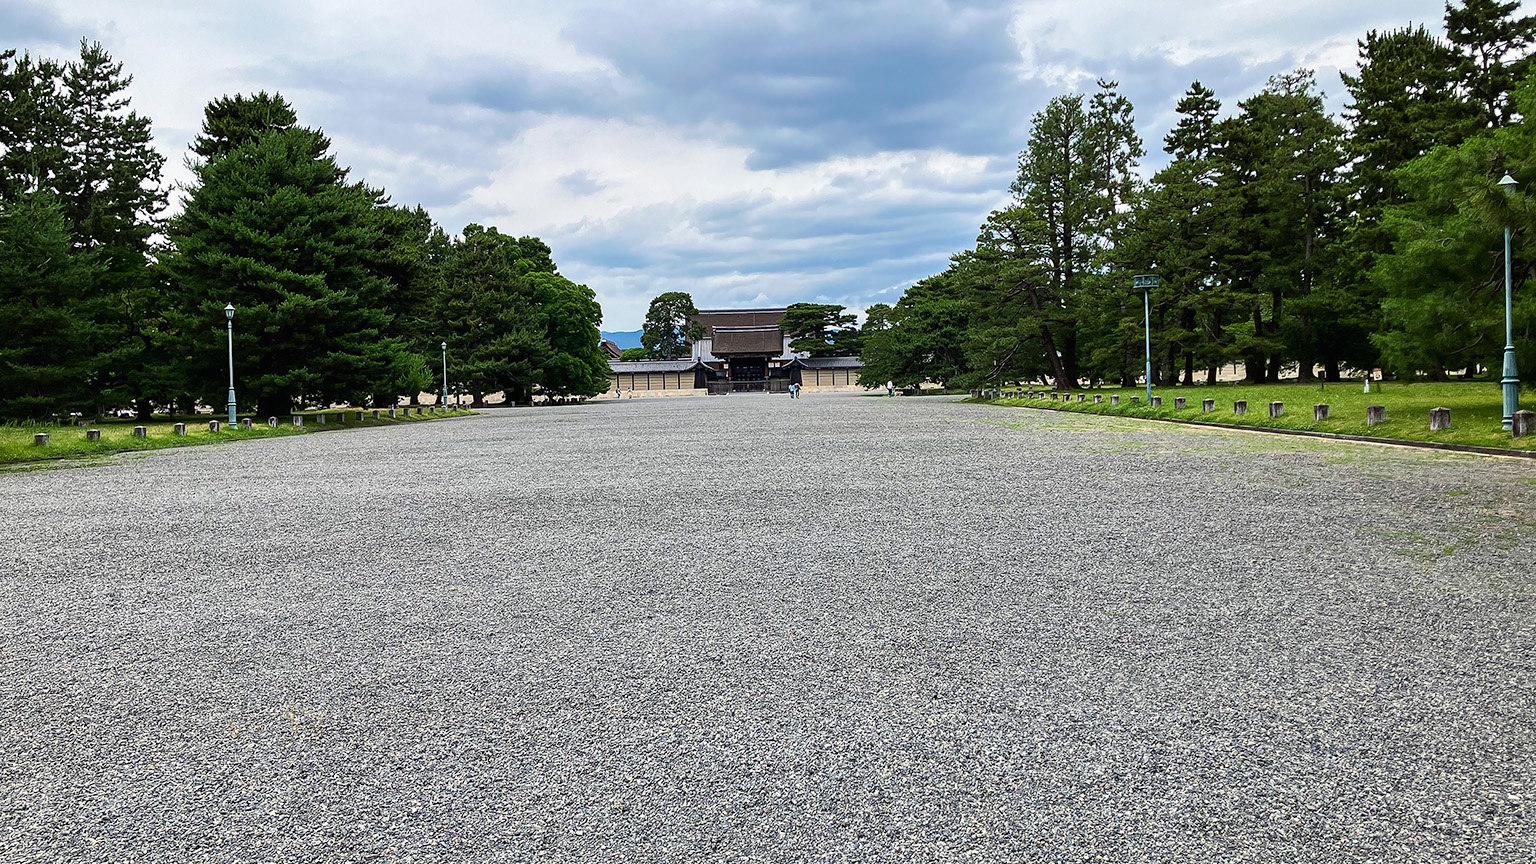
[441,341,449,409]
[224,303,237,427]
[1499,174,1520,430]
[1134,274,1161,404]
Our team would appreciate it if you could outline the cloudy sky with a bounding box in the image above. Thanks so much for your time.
[7,0,1452,328]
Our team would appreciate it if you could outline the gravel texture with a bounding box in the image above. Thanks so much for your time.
[1,393,1534,863]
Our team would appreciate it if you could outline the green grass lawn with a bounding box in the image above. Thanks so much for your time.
[1,407,475,465]
[980,381,1536,452]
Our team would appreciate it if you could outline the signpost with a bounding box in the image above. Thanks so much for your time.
[1133,275,1160,405]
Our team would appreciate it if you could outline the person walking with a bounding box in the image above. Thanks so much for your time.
[886,380,894,397]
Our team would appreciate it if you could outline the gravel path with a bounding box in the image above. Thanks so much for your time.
[2,394,1533,863]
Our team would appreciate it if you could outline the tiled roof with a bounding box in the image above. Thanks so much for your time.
[711,326,784,355]
[607,359,704,373]
[694,308,787,330]
[790,356,864,369]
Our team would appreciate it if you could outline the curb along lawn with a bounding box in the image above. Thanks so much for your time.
[0,408,476,466]
[976,382,1536,454]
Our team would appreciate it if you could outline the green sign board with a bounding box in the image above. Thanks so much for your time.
[1133,274,1161,289]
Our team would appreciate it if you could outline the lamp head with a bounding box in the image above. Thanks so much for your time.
[224,303,235,320]
[441,341,447,350]
[1500,174,1519,196]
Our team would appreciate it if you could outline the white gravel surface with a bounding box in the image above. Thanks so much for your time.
[1,393,1533,863]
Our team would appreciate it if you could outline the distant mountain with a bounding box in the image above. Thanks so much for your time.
[600,329,644,350]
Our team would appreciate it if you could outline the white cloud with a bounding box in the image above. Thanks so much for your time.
[8,0,1466,327]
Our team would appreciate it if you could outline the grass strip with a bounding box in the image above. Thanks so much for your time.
[1,407,475,465]
[975,381,1535,453]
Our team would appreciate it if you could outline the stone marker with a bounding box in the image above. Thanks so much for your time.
[1269,401,1284,419]
[1430,406,1451,431]
[86,429,101,442]
[1174,397,1186,410]
[268,417,279,428]
[1051,392,1059,401]
[1150,396,1162,407]
[1202,398,1214,412]
[1110,395,1119,405]
[1078,393,1086,402]
[33,433,48,446]
[316,413,326,424]
[1234,400,1247,416]
[1314,404,1330,421]
[209,420,221,432]
[1513,410,1535,438]
[174,423,186,436]
[389,407,396,418]
[357,411,365,422]
[292,415,304,427]
[133,426,147,438]
[1131,396,1141,404]
[240,418,252,430]
[372,409,380,420]
[1367,405,1385,426]
[1094,395,1103,404]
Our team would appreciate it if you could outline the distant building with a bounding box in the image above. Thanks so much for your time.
[605,307,863,396]
[599,338,623,360]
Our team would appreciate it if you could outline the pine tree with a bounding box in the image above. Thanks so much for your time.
[1215,70,1346,381]
[782,303,858,356]
[1372,75,1536,381]
[640,292,703,360]
[1446,0,1536,127]
[57,41,168,416]
[433,224,547,406]
[0,193,101,418]
[0,49,66,202]
[167,95,410,415]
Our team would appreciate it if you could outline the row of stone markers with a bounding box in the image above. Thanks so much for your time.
[973,389,1536,438]
[30,404,460,446]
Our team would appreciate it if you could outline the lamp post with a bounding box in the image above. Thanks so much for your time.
[1134,275,1161,403]
[1499,174,1520,430]
[224,304,237,427]
[441,341,449,409]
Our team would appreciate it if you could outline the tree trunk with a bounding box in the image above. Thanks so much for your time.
[1061,327,1079,389]
[1296,310,1314,383]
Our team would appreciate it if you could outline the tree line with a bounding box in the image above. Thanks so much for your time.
[860,0,1536,391]
[0,42,608,420]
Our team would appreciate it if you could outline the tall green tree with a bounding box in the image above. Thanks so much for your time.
[432,224,546,406]
[857,272,973,388]
[58,42,168,417]
[1215,70,1346,381]
[640,291,703,360]
[529,271,610,399]
[782,303,857,356]
[364,201,440,405]
[166,95,410,415]
[191,91,298,160]
[0,192,101,418]
[1446,0,1536,128]
[0,49,65,202]
[1372,74,1536,381]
